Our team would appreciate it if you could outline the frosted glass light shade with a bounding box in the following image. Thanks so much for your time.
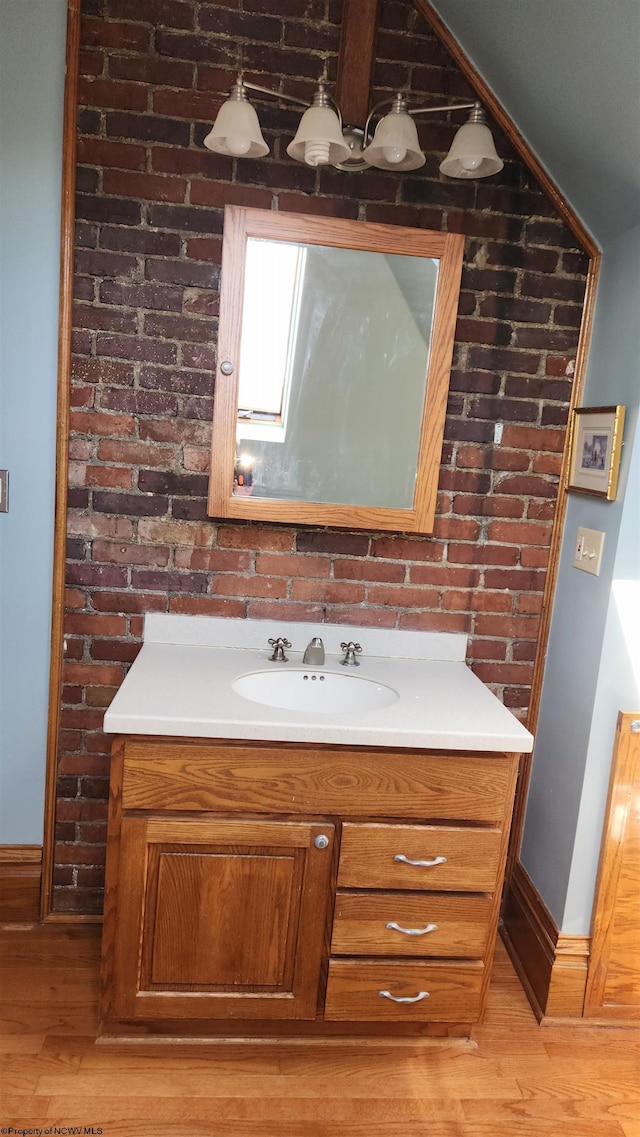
[287,105,351,167]
[204,96,269,159]
[439,121,503,179]
[362,110,425,171]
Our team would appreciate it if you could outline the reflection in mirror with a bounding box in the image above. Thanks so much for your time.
[208,208,465,533]
[235,240,439,509]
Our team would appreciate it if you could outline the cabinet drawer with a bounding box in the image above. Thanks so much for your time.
[331,891,492,957]
[338,823,502,892]
[324,959,484,1021]
[119,739,514,822]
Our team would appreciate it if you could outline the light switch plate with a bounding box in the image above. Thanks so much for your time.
[0,470,8,513]
[573,525,604,575]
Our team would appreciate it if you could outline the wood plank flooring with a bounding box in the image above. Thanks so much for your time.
[1,923,638,1136]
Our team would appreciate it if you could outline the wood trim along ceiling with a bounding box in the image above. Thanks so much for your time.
[501,860,590,1021]
[41,0,81,920]
[41,0,601,917]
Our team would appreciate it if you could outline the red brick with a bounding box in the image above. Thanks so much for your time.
[533,453,563,476]
[474,614,540,639]
[467,639,508,661]
[432,518,482,541]
[366,585,439,609]
[91,540,170,567]
[174,548,251,572]
[491,451,532,472]
[65,613,127,637]
[65,588,87,609]
[520,547,550,568]
[84,465,133,489]
[501,425,566,453]
[90,591,168,614]
[70,411,135,437]
[78,77,149,112]
[333,560,406,584]
[103,169,188,202]
[90,640,141,663]
[291,580,365,604]
[246,601,324,623]
[211,576,287,599]
[454,446,491,470]
[487,520,552,546]
[372,537,444,563]
[322,607,398,629]
[82,17,152,51]
[399,612,470,633]
[472,662,534,686]
[409,565,479,588]
[218,526,294,552]
[168,596,247,617]
[77,138,146,170]
[453,494,524,519]
[448,544,520,566]
[86,686,119,707]
[190,180,272,210]
[255,553,330,579]
[54,843,106,866]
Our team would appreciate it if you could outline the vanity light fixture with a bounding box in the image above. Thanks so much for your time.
[204,76,503,178]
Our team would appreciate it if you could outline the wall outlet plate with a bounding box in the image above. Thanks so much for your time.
[573,525,604,576]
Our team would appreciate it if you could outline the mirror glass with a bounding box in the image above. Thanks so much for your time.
[208,208,464,533]
[234,238,439,509]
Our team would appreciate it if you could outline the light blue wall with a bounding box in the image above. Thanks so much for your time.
[521,226,640,929]
[431,0,640,933]
[431,0,640,246]
[0,0,67,843]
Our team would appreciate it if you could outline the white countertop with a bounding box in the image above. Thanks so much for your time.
[103,615,533,753]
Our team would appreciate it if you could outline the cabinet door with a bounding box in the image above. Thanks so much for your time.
[109,817,335,1022]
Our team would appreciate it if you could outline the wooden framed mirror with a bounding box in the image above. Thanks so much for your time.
[208,207,464,533]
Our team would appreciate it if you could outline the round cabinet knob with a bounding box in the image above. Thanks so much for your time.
[220,360,234,375]
[314,834,330,849]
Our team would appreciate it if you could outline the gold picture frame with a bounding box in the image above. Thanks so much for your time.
[566,405,626,500]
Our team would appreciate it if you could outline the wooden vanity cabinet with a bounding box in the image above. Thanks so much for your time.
[100,736,520,1039]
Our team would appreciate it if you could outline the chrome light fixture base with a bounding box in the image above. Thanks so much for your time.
[332,125,369,171]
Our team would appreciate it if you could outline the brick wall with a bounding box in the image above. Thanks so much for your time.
[53,0,589,912]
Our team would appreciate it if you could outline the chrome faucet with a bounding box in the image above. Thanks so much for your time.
[340,641,362,666]
[302,636,325,666]
[268,636,291,662]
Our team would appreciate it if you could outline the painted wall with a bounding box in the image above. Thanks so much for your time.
[431,0,640,934]
[430,0,640,246]
[0,0,67,843]
[523,225,640,931]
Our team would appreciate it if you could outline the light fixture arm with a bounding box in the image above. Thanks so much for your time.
[407,100,477,118]
[362,95,479,150]
[238,76,343,125]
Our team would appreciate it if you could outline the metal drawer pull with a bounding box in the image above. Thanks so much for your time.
[386,921,438,936]
[378,990,430,1004]
[394,854,447,868]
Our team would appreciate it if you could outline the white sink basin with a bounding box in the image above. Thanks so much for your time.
[232,668,399,715]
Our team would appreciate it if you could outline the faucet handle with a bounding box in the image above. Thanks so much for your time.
[268,636,291,662]
[340,641,362,666]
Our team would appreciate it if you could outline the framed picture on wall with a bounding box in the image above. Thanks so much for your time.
[566,405,626,500]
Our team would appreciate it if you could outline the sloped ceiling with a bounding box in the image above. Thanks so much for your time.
[429,0,640,248]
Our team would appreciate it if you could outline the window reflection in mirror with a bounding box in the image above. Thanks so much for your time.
[208,208,465,533]
[235,239,439,509]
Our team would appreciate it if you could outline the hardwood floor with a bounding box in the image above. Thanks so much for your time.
[1,923,638,1137]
